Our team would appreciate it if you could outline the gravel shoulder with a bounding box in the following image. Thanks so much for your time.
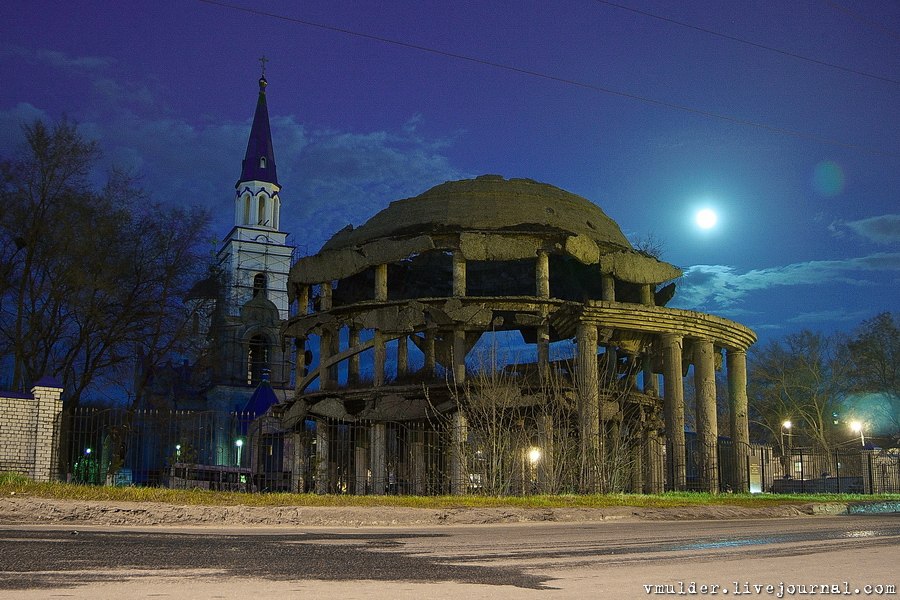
[0,496,850,527]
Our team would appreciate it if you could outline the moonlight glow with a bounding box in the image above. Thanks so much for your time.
[695,208,718,229]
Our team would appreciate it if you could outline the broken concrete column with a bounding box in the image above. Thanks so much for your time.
[374,263,388,302]
[537,322,550,381]
[315,419,330,494]
[601,273,616,302]
[452,250,466,297]
[630,431,644,493]
[374,330,385,387]
[642,358,658,397]
[727,348,750,492]
[290,431,307,493]
[694,339,718,493]
[450,411,468,495]
[319,331,334,390]
[320,281,332,310]
[661,333,686,491]
[641,357,664,494]
[640,284,654,306]
[348,326,360,385]
[297,284,309,315]
[412,430,426,495]
[319,282,335,390]
[452,328,466,383]
[536,250,551,379]
[295,338,308,397]
[644,428,664,494]
[397,335,408,379]
[535,250,550,298]
[354,443,369,495]
[371,422,387,495]
[576,321,600,493]
[424,328,436,376]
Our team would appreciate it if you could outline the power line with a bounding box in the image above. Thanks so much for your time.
[593,0,899,85]
[197,0,898,158]
[823,0,900,42]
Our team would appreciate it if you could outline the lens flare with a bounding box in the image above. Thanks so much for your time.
[813,160,845,197]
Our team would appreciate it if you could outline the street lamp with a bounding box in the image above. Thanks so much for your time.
[235,438,244,466]
[525,447,542,495]
[850,421,865,448]
[780,421,792,478]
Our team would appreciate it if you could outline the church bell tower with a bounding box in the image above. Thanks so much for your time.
[207,61,294,406]
[217,64,292,321]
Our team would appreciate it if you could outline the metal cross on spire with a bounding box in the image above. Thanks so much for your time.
[259,55,269,79]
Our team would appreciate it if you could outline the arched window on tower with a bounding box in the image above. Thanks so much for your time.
[259,156,267,169]
[273,197,280,230]
[258,194,267,225]
[243,194,251,225]
[253,273,267,297]
[247,335,269,385]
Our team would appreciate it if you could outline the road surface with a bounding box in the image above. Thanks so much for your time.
[1,514,897,599]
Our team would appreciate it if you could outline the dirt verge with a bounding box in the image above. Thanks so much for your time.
[0,496,844,527]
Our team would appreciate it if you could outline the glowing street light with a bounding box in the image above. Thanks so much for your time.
[235,438,244,466]
[527,447,542,465]
[850,421,865,447]
[780,421,793,478]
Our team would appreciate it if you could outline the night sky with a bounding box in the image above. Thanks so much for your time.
[2,0,897,345]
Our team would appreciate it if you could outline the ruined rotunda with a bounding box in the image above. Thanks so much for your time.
[273,175,756,495]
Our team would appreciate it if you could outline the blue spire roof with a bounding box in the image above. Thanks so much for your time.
[242,370,278,417]
[238,77,278,186]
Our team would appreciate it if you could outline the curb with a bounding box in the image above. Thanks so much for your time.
[847,500,900,515]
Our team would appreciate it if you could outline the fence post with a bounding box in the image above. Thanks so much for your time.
[836,451,841,493]
[866,452,875,495]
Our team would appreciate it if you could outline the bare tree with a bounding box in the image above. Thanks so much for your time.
[748,331,848,454]
[844,312,899,437]
[0,119,210,408]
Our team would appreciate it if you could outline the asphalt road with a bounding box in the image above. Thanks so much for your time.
[1,515,898,599]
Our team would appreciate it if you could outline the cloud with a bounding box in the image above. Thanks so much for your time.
[289,126,467,251]
[785,309,873,325]
[2,45,113,73]
[35,49,114,72]
[0,46,460,255]
[845,214,900,245]
[673,253,900,309]
[0,62,465,255]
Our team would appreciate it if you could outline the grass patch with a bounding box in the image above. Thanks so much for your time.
[2,473,898,509]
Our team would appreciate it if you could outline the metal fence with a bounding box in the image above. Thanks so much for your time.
[770,447,900,494]
[63,407,254,487]
[61,407,900,494]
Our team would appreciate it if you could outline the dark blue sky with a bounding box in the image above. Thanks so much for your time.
[2,0,897,344]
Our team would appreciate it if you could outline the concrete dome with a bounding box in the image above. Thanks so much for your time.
[322,175,632,252]
[291,175,680,286]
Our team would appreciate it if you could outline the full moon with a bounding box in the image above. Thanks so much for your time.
[695,208,718,229]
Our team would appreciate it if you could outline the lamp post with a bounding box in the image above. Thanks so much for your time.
[235,438,244,466]
[850,421,865,448]
[526,447,541,495]
[780,421,792,478]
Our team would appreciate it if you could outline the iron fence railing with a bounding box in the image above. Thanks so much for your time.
[60,407,900,494]
[770,447,900,494]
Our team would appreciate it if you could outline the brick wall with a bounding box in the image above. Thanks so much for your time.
[0,379,63,482]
